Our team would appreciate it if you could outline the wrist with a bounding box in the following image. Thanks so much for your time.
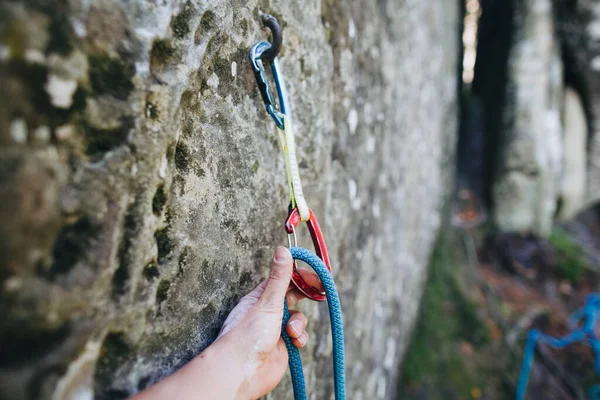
[135,336,249,400]
[196,336,250,400]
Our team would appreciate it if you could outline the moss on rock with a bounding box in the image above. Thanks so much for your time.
[170,2,195,39]
[88,54,134,100]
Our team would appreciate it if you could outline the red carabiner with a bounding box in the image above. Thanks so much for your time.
[285,207,332,302]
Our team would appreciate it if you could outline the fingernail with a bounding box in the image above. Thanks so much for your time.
[289,319,302,335]
[274,247,291,263]
[298,332,308,346]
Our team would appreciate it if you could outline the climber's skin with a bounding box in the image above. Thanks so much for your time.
[133,247,316,400]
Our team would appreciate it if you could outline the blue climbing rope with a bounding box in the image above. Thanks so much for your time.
[516,293,600,400]
[282,247,346,400]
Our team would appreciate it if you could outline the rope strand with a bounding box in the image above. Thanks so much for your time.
[282,247,346,400]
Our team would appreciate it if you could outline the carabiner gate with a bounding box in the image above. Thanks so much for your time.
[249,15,288,130]
[285,207,332,302]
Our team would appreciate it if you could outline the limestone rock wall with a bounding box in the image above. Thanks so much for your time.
[0,1,460,399]
[474,0,600,235]
[480,0,563,235]
[560,87,588,220]
[553,0,600,210]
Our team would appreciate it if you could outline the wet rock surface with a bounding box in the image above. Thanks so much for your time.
[0,1,460,399]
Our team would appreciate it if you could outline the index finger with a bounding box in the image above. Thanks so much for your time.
[286,288,305,308]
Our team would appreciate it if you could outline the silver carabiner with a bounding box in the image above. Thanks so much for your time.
[249,15,289,130]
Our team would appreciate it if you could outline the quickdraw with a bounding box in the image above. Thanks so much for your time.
[250,14,329,302]
[250,14,346,400]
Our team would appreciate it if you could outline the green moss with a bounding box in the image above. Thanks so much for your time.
[46,14,73,55]
[239,19,249,36]
[180,90,202,116]
[166,142,176,160]
[204,33,224,56]
[238,271,252,286]
[174,141,190,172]
[197,302,220,341]
[199,10,217,31]
[251,160,259,174]
[50,217,98,276]
[88,54,134,100]
[3,20,26,59]
[181,117,194,137]
[213,57,230,79]
[400,226,488,399]
[173,175,185,196]
[150,39,177,68]
[99,332,130,361]
[171,2,194,39]
[222,219,238,230]
[450,277,489,346]
[83,121,130,157]
[145,101,159,120]
[200,78,210,92]
[549,228,588,283]
[152,185,167,216]
[192,164,205,178]
[95,332,131,399]
[300,58,313,77]
[155,228,173,264]
[70,86,89,113]
[113,203,139,296]
[156,279,171,305]
[143,262,160,281]
[178,246,191,275]
[111,263,129,296]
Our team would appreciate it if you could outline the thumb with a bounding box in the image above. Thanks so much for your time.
[258,247,294,311]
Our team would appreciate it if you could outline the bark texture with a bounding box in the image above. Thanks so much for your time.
[0,1,460,399]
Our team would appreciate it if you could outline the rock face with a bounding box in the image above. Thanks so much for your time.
[474,0,600,235]
[559,87,587,220]
[494,0,564,235]
[0,1,460,399]
[553,0,600,209]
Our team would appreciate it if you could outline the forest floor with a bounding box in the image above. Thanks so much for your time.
[398,205,600,400]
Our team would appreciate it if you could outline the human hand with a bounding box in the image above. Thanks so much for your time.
[133,247,319,400]
[213,246,314,398]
